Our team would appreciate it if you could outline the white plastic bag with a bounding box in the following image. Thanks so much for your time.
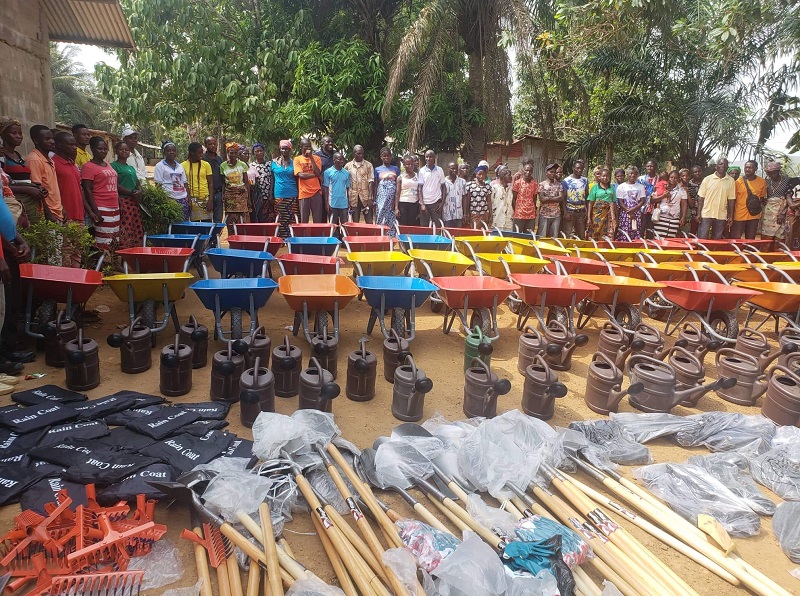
[569,419,652,467]
[373,435,442,489]
[286,577,345,595]
[609,412,699,443]
[687,452,776,516]
[774,502,800,563]
[751,444,800,500]
[433,532,507,596]
[129,539,183,590]
[382,548,421,595]
[201,470,273,523]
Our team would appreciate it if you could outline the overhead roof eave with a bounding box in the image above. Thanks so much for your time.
[44,0,135,50]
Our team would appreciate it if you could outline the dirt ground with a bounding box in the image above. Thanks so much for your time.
[1,246,798,595]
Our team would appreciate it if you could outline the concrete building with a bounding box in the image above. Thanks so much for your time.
[0,0,133,151]
[484,135,569,180]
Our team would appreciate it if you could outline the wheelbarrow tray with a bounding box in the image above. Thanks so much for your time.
[545,256,618,275]
[206,248,274,277]
[285,236,341,256]
[279,275,359,311]
[147,234,210,249]
[724,252,786,264]
[646,239,693,249]
[510,274,598,308]
[661,280,761,312]
[609,261,691,282]
[346,251,411,276]
[431,276,520,309]
[729,239,774,251]
[550,238,597,249]
[681,261,747,280]
[398,234,452,251]
[290,223,335,237]
[571,275,665,305]
[443,226,486,237]
[116,247,193,273]
[474,253,548,276]
[105,273,195,302]
[171,221,224,237]
[486,230,534,240]
[357,276,436,309]
[277,254,342,275]
[191,278,278,311]
[583,247,653,262]
[408,249,474,277]
[20,264,103,303]
[632,249,688,263]
[513,239,571,256]
[342,223,388,236]
[597,240,648,249]
[398,225,434,235]
[234,222,279,236]
[343,236,395,252]
[227,235,284,255]
[692,250,744,264]
[733,281,800,313]
[454,236,511,255]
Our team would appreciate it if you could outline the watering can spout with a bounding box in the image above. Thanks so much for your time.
[758,341,798,371]
[673,381,719,408]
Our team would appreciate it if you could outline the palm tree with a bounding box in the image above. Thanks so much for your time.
[382,0,538,163]
[50,44,111,129]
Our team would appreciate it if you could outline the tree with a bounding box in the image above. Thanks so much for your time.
[51,44,111,130]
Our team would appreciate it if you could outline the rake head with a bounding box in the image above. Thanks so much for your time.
[26,553,144,596]
[180,523,231,568]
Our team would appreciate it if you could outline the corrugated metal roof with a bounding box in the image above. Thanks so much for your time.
[44,0,134,49]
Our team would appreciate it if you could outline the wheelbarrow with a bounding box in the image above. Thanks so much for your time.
[20,263,103,339]
[285,236,340,257]
[732,262,800,283]
[407,249,474,313]
[440,225,486,239]
[357,276,437,340]
[169,221,224,248]
[735,280,800,334]
[277,254,342,275]
[430,275,519,338]
[342,236,396,253]
[226,234,284,256]
[571,274,665,332]
[396,224,435,236]
[145,233,209,253]
[191,278,279,340]
[472,253,549,314]
[544,255,617,275]
[659,280,762,343]
[105,272,195,344]
[289,223,336,237]
[278,274,360,343]
[116,247,193,274]
[341,222,388,236]
[454,235,513,258]
[205,248,274,278]
[347,251,412,277]
[506,238,571,257]
[509,273,598,332]
[234,222,280,236]
[398,234,453,252]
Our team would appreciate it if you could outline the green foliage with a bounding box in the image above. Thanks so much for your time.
[51,44,112,130]
[140,183,183,235]
[21,220,95,267]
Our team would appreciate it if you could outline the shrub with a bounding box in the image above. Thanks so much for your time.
[140,183,183,236]
[21,220,95,268]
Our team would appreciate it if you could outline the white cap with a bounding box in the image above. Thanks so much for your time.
[121,124,136,137]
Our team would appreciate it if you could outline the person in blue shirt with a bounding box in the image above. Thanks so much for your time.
[323,152,351,231]
[561,160,588,238]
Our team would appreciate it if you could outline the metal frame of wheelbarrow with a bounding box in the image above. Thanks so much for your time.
[513,271,590,335]
[441,291,502,339]
[365,292,422,341]
[124,280,182,337]
[738,266,800,334]
[211,291,261,341]
[575,284,653,335]
[292,299,344,344]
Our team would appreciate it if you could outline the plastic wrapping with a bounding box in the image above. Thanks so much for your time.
[568,420,652,467]
[286,577,345,595]
[675,413,775,456]
[396,519,461,573]
[634,463,761,536]
[773,502,800,563]
[502,534,575,596]
[602,580,624,596]
[252,412,307,459]
[129,539,184,590]
[382,548,421,595]
[609,412,700,443]
[201,470,273,523]
[687,452,776,516]
[772,425,800,449]
[750,444,800,500]
[307,467,348,514]
[466,493,518,538]
[433,532,507,596]
[504,568,559,596]
[373,435,442,490]
[162,579,204,596]
[514,515,593,569]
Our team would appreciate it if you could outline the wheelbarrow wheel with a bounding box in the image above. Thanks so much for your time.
[546,306,569,328]
[506,295,522,315]
[230,307,243,340]
[645,295,672,321]
[709,309,738,340]
[614,303,641,331]
[430,298,443,313]
[470,308,493,336]
[37,300,56,330]
[140,299,157,347]
[315,310,328,334]
[391,308,407,338]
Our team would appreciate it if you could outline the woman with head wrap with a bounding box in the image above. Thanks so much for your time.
[153,140,189,220]
[0,117,44,224]
[587,167,617,239]
[111,140,143,248]
[537,162,565,237]
[250,143,275,223]
[762,161,800,246]
[727,166,741,181]
[615,166,646,240]
[465,163,492,225]
[270,140,298,237]
[374,147,399,235]
[220,142,251,235]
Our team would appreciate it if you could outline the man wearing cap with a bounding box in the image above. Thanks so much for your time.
[538,162,565,238]
[121,126,147,184]
[697,157,735,240]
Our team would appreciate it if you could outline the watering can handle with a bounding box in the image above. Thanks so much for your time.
[404,354,417,380]
[227,340,233,360]
[715,347,759,368]
[308,357,324,388]
[129,316,144,335]
[470,357,490,375]
[767,364,800,385]
[77,327,84,347]
[253,356,261,375]
[251,325,266,340]
[389,328,400,343]
[627,353,671,371]
[739,328,766,342]
[547,319,568,335]
[472,325,484,342]
[188,314,198,330]
[593,351,617,371]
[669,345,701,366]
[173,334,181,356]
[359,337,367,356]
[56,309,66,331]
[636,322,660,337]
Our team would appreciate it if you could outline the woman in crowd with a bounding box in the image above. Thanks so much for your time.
[762,161,800,245]
[615,166,646,240]
[0,117,44,224]
[81,137,119,250]
[270,140,297,237]
[374,147,399,235]
[250,143,275,223]
[110,141,143,249]
[394,154,420,226]
[586,167,616,239]
[465,163,493,226]
[652,170,687,238]
[182,142,213,221]
[612,167,625,189]
[220,142,250,234]
[153,141,189,219]
[491,166,514,230]
[685,165,703,235]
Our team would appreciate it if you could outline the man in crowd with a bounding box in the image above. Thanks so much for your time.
[72,123,92,168]
[203,136,225,223]
[561,159,587,238]
[417,149,447,227]
[344,145,374,223]
[323,152,351,230]
[295,138,324,223]
[697,157,735,240]
[121,125,148,184]
[52,132,86,224]
[443,161,465,228]
[26,125,63,222]
[314,136,336,171]
[512,162,538,233]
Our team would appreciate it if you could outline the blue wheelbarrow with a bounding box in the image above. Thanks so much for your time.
[169,221,225,248]
[357,276,436,341]
[285,236,341,257]
[397,234,454,252]
[205,248,274,279]
[191,278,279,340]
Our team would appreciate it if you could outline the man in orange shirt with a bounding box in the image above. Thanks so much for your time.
[25,125,63,222]
[294,138,324,223]
[731,160,766,240]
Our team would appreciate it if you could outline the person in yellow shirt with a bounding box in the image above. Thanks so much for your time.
[181,142,213,221]
[731,160,766,240]
[72,123,92,168]
[697,157,735,239]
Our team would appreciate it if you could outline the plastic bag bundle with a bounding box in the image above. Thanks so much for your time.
[201,469,273,523]
[502,534,575,596]
[372,435,443,490]
[382,548,420,596]
[514,515,592,569]
[675,413,775,455]
[129,539,184,590]
[433,532,508,596]
[687,452,776,516]
[773,501,800,563]
[466,493,518,539]
[568,419,652,467]
[504,568,560,596]
[750,444,800,500]
[286,577,345,596]
[396,519,461,573]
[771,425,800,449]
[421,413,480,450]
[252,410,340,462]
[307,467,348,514]
[609,412,700,443]
[634,463,761,536]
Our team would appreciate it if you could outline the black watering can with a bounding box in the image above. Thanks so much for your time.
[272,336,302,397]
[298,357,340,412]
[463,357,511,419]
[107,316,152,374]
[383,329,410,383]
[160,333,193,397]
[312,326,339,379]
[242,325,271,370]
[64,328,100,391]
[391,355,433,422]
[210,340,246,402]
[44,310,77,368]
[239,356,275,427]
[346,338,378,402]
[179,315,209,369]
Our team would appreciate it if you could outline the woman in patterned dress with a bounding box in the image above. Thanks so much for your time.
[465,164,492,226]
[374,147,399,235]
[250,143,275,223]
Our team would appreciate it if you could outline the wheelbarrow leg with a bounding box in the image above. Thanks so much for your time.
[292,311,301,337]
[249,293,258,335]
[366,309,378,334]
[214,293,226,341]
[23,284,42,340]
[333,300,340,341]
[376,293,389,339]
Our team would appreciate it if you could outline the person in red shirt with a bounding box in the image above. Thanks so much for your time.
[52,132,86,223]
[511,162,538,233]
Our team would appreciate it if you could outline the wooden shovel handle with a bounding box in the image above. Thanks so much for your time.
[246,564,260,596]
[191,526,214,596]
[258,503,284,596]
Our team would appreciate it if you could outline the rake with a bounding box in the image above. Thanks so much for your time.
[25,553,144,596]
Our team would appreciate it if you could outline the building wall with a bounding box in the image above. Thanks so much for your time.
[486,138,568,180]
[0,0,54,154]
